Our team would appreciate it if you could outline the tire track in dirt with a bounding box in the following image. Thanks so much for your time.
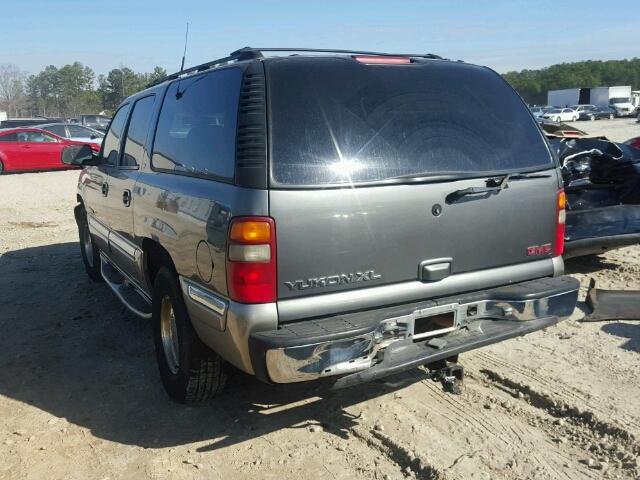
[471,351,640,433]
[418,378,511,447]
[479,368,640,477]
[460,382,587,480]
[402,371,582,479]
[349,425,443,479]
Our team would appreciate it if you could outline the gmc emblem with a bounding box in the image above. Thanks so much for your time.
[527,243,552,256]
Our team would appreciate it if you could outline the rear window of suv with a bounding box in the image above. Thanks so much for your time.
[267,58,553,186]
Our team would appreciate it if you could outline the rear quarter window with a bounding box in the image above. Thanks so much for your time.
[102,104,131,166]
[122,95,156,167]
[0,132,18,141]
[151,68,242,181]
[267,58,553,186]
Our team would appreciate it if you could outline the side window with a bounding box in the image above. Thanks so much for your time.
[43,125,66,137]
[0,132,18,142]
[151,68,242,180]
[17,131,58,142]
[102,105,131,166]
[68,125,96,138]
[122,95,156,167]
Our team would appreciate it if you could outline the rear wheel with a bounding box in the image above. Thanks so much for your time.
[0,160,4,174]
[78,209,102,282]
[152,267,226,404]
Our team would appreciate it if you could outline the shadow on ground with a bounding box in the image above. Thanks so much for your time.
[564,254,619,275]
[601,322,640,352]
[0,242,425,450]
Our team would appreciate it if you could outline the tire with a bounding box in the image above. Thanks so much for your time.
[152,267,226,404]
[556,116,561,122]
[78,209,102,282]
[0,160,4,174]
[609,114,614,120]
[572,116,577,121]
[590,115,595,121]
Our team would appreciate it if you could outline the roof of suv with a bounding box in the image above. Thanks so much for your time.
[145,47,449,89]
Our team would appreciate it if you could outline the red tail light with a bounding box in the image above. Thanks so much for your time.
[553,189,566,256]
[226,217,276,303]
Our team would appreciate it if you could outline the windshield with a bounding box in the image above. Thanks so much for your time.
[547,109,562,113]
[610,97,630,104]
[267,58,553,186]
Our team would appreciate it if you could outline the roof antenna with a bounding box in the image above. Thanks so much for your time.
[180,22,189,73]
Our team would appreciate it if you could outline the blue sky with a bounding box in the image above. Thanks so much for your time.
[1,0,637,76]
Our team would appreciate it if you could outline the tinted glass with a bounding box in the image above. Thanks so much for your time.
[151,68,241,180]
[102,105,130,166]
[68,125,100,138]
[122,95,156,167]
[43,125,67,137]
[17,131,58,142]
[0,132,18,141]
[268,58,554,186]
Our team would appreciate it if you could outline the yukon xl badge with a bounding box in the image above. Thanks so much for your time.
[285,270,382,291]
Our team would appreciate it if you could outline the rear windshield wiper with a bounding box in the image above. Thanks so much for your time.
[446,171,553,202]
[447,174,511,201]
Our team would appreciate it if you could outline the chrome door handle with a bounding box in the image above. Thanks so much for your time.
[122,189,131,207]
[101,182,109,196]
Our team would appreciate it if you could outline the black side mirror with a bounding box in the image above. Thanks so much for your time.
[61,144,99,166]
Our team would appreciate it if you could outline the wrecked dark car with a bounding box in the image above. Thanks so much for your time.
[537,118,587,138]
[548,136,640,258]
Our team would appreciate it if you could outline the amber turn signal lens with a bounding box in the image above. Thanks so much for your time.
[557,190,566,210]
[229,221,271,243]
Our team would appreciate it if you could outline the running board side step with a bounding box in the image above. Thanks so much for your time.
[100,253,152,319]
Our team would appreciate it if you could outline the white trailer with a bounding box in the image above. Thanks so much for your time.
[547,86,636,116]
[590,86,634,116]
[547,88,580,107]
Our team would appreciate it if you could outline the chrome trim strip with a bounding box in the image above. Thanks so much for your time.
[265,284,578,383]
[108,231,137,259]
[277,259,555,322]
[180,278,228,316]
[87,215,109,243]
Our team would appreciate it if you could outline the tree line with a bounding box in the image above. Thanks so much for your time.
[503,58,640,105]
[0,62,166,118]
[1,57,639,118]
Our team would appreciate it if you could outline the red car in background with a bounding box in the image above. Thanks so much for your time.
[625,136,640,149]
[0,127,101,174]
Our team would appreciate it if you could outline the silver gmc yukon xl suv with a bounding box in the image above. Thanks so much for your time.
[63,48,579,403]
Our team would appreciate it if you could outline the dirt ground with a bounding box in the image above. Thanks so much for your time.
[0,119,639,480]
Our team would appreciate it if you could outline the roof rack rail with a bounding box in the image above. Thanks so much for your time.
[146,46,443,88]
[146,47,263,88]
[233,47,443,60]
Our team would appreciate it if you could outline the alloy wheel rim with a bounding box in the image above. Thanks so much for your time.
[160,296,180,374]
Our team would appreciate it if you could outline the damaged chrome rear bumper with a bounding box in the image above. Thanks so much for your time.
[249,276,579,386]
